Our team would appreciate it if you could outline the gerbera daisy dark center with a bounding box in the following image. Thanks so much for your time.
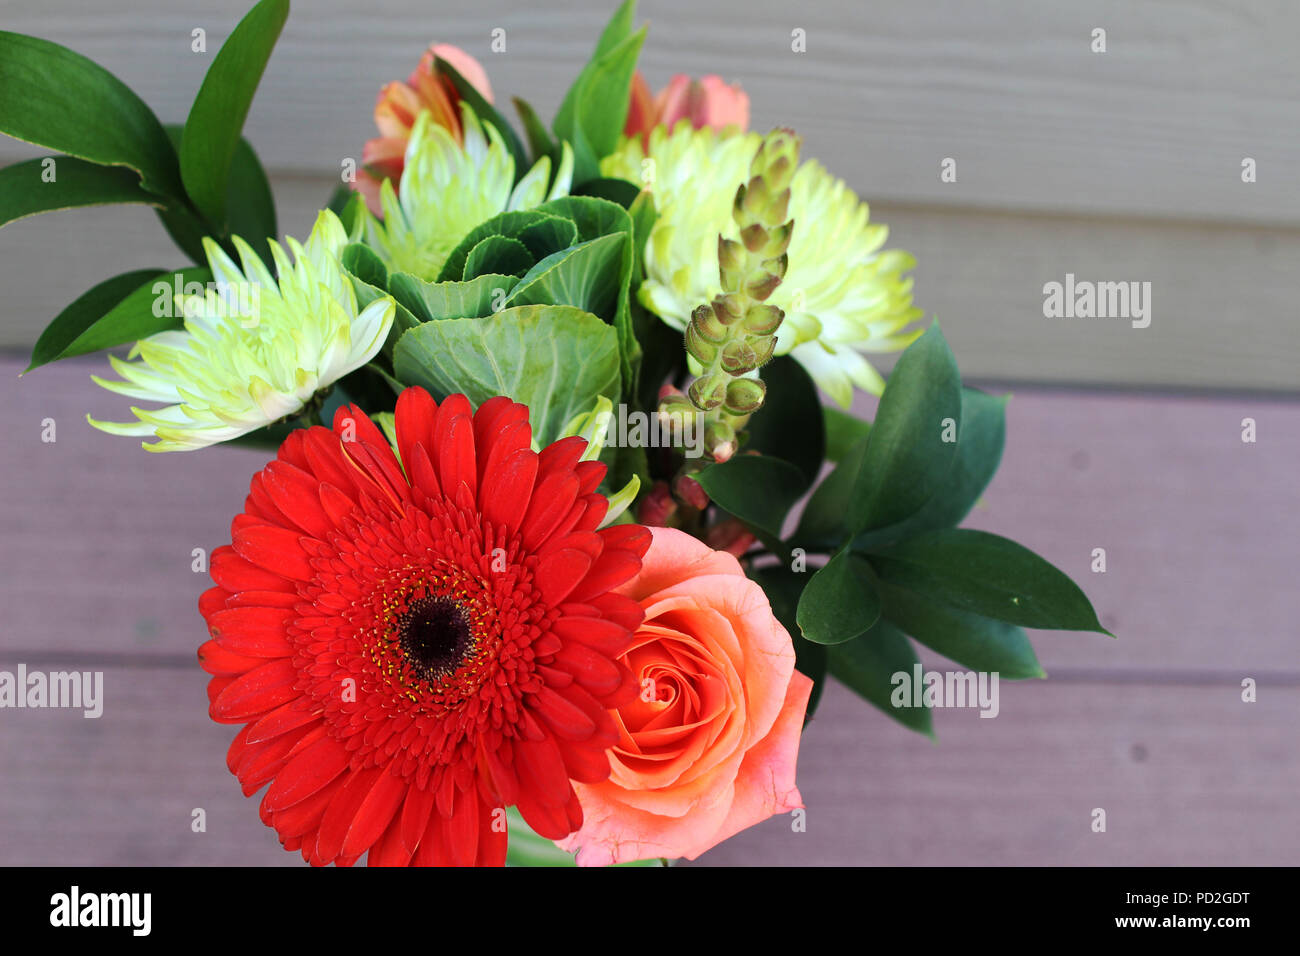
[399,595,473,681]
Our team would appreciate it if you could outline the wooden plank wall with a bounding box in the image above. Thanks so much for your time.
[1,0,1298,389]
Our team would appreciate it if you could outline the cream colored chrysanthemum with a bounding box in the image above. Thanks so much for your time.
[365,103,573,280]
[602,123,923,407]
[89,210,395,452]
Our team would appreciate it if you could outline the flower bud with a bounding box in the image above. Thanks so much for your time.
[749,335,777,367]
[743,302,783,335]
[704,419,738,462]
[711,292,743,325]
[723,377,766,415]
[691,303,728,343]
[720,339,759,373]
[637,480,678,526]
[689,373,728,410]
[672,473,710,511]
[744,269,782,302]
[685,323,718,365]
[705,517,757,557]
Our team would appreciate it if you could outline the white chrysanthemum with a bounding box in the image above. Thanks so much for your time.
[602,123,923,407]
[366,103,573,280]
[89,210,395,452]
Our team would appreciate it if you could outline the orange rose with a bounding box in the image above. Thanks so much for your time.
[624,71,750,145]
[556,527,811,865]
[354,43,493,214]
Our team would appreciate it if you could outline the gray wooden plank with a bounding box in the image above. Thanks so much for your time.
[0,667,1293,865]
[2,0,1296,225]
[3,178,1298,391]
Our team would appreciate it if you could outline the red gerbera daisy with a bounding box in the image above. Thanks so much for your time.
[197,388,649,866]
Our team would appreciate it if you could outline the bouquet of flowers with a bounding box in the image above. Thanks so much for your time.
[0,0,1107,866]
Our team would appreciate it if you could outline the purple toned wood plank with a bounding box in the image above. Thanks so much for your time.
[0,667,1293,866]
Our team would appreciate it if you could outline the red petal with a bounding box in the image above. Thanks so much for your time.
[263,460,334,539]
[232,525,315,581]
[551,615,633,657]
[568,547,643,603]
[518,472,579,551]
[210,658,299,721]
[445,787,479,866]
[210,545,294,592]
[207,606,294,657]
[400,785,436,855]
[535,548,592,605]
[395,386,439,475]
[197,639,262,677]
[341,770,409,860]
[262,735,351,812]
[480,447,537,534]
[315,765,383,864]
[245,700,319,744]
[528,685,596,740]
[436,411,477,506]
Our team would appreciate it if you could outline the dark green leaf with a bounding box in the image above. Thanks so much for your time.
[464,235,534,279]
[27,267,212,370]
[878,578,1044,679]
[342,242,389,290]
[744,356,825,489]
[0,156,162,227]
[848,322,961,534]
[0,31,181,198]
[867,528,1111,634]
[513,96,557,164]
[180,0,289,227]
[796,431,869,546]
[574,177,642,208]
[552,3,646,184]
[828,618,932,736]
[823,406,870,463]
[224,136,277,253]
[389,272,517,323]
[796,550,881,645]
[695,455,807,540]
[856,387,1007,550]
[436,210,564,282]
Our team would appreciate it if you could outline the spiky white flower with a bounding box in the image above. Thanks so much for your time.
[603,123,923,407]
[365,103,573,280]
[89,210,395,452]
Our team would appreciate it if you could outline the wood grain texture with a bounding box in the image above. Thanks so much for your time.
[0,668,1293,865]
[1,0,1296,224]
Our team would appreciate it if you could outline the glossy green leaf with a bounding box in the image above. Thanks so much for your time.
[0,31,181,198]
[180,0,289,227]
[795,431,869,546]
[0,156,162,227]
[224,136,277,253]
[877,578,1044,679]
[856,387,1007,550]
[393,304,620,446]
[868,528,1111,634]
[552,1,646,183]
[828,618,932,736]
[342,242,389,290]
[27,267,211,370]
[796,550,881,645]
[848,322,962,534]
[696,455,808,540]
